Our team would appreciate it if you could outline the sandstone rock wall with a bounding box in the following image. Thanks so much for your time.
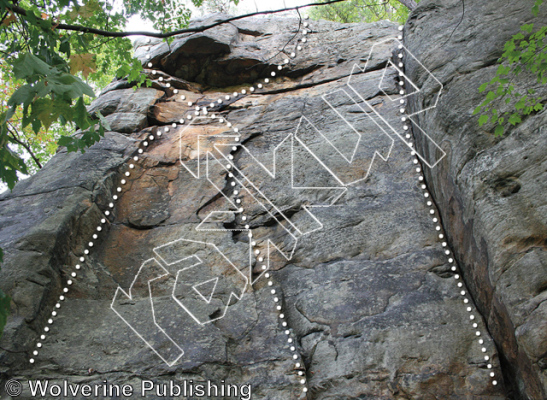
[405,0,547,399]
[0,7,539,400]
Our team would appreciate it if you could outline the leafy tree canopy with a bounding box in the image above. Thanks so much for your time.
[309,0,415,25]
[0,0,214,193]
[0,0,411,340]
[474,0,546,136]
[0,0,241,340]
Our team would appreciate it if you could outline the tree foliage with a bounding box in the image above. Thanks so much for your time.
[474,0,546,136]
[0,0,226,194]
[205,0,237,14]
[2,1,140,192]
[0,0,231,340]
[0,247,8,339]
[308,0,415,25]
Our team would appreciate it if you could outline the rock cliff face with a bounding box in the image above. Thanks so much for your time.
[0,3,543,400]
[405,1,547,399]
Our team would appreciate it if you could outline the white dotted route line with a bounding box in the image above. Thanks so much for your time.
[228,175,308,396]
[30,16,312,396]
[397,24,498,387]
[144,19,311,112]
[220,19,311,397]
[28,17,497,395]
[28,129,165,365]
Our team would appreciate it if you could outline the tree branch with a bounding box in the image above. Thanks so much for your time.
[7,0,351,39]
[0,10,9,25]
[6,125,42,169]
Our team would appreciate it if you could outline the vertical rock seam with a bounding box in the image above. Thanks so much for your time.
[405,0,547,399]
[0,11,519,399]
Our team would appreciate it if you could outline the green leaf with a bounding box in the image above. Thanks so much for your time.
[9,54,96,105]
[478,115,489,126]
[478,83,489,93]
[0,131,28,189]
[57,135,79,153]
[532,0,543,16]
[46,73,96,99]
[72,97,91,130]
[494,124,505,136]
[68,0,102,20]
[485,91,497,102]
[508,113,522,125]
[30,99,57,131]
[69,53,96,78]
[96,111,111,131]
[0,287,10,339]
[8,85,37,108]
[515,97,527,110]
[12,53,52,81]
[522,23,534,33]
[496,65,511,75]
[24,10,39,26]
[59,38,71,57]
[496,85,505,96]
[31,118,41,134]
[491,109,499,124]
[514,32,525,41]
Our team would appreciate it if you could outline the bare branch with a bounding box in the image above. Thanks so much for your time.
[6,124,42,169]
[7,0,351,39]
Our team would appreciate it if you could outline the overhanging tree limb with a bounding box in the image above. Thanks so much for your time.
[6,124,42,169]
[7,0,352,39]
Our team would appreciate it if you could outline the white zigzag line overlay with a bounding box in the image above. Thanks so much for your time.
[111,37,447,365]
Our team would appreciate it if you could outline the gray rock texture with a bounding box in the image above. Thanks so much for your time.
[0,7,535,400]
[405,0,547,399]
